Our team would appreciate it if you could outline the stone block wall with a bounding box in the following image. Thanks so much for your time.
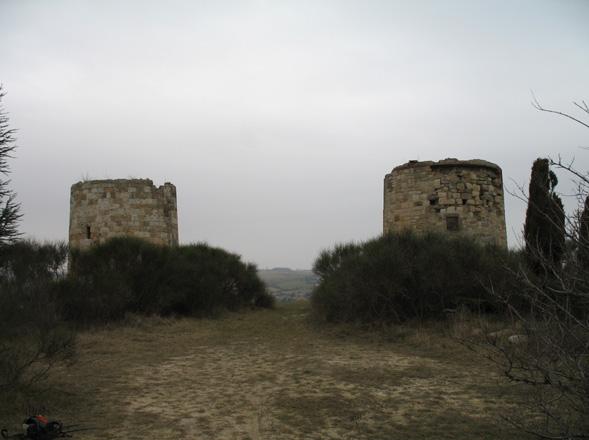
[383,158,507,247]
[69,179,178,249]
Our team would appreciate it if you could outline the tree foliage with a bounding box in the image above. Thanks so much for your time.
[577,195,589,268]
[0,86,21,244]
[524,158,565,270]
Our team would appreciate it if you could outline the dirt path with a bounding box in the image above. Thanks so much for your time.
[45,303,526,439]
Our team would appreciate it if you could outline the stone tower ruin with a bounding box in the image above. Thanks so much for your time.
[383,158,507,247]
[69,179,178,249]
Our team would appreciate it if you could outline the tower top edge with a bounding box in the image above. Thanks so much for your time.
[390,158,502,174]
[71,178,176,190]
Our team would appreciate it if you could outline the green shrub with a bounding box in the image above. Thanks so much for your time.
[161,243,274,315]
[311,231,521,324]
[0,240,74,391]
[60,237,273,324]
[61,237,166,322]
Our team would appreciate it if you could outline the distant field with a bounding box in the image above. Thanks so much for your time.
[258,268,319,302]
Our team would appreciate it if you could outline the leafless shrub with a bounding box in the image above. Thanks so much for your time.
[476,98,589,439]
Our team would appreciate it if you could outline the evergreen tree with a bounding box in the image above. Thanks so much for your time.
[577,195,589,268]
[524,158,565,269]
[0,85,21,244]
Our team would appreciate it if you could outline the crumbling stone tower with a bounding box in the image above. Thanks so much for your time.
[383,158,507,247]
[69,179,178,249]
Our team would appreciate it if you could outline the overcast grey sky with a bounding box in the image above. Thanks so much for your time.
[1,0,588,268]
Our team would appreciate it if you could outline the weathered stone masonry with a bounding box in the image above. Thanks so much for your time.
[69,179,178,249]
[383,159,507,247]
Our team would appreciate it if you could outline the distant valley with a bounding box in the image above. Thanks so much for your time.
[258,267,319,302]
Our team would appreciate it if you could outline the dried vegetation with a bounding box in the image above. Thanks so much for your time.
[2,303,532,440]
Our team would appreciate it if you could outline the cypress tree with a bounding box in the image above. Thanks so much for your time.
[524,158,565,269]
[578,195,589,268]
[548,182,565,264]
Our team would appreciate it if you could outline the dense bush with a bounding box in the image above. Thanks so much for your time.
[0,240,74,391]
[58,237,273,324]
[311,231,521,323]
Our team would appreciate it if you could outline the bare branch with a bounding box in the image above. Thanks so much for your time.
[532,93,589,129]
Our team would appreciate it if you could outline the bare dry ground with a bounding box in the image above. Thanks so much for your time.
[7,303,530,439]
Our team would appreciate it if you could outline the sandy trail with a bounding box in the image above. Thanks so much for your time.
[48,304,526,440]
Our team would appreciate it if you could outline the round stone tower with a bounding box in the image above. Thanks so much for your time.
[69,178,178,249]
[383,158,507,247]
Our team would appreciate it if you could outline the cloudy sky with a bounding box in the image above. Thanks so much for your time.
[1,0,588,268]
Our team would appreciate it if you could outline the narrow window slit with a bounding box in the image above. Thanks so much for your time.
[446,215,459,231]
